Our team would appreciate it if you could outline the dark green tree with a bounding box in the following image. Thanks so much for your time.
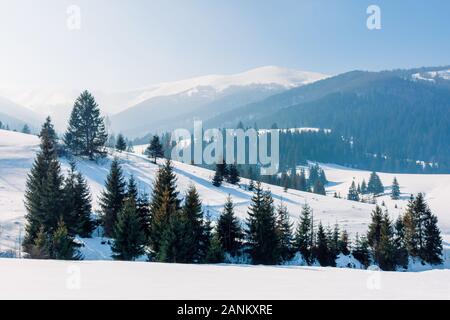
[217,196,243,257]
[313,180,326,196]
[111,198,146,261]
[64,90,107,159]
[245,182,280,265]
[276,202,294,262]
[99,158,126,237]
[226,163,240,185]
[347,181,360,202]
[368,172,384,195]
[51,219,82,260]
[391,177,400,200]
[146,135,164,164]
[421,207,443,265]
[295,204,314,265]
[115,134,127,152]
[352,233,371,268]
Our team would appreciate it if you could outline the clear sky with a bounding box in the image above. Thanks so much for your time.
[0,0,449,91]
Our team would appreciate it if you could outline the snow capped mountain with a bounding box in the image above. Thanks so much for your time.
[0,96,42,130]
[411,68,450,82]
[127,66,328,107]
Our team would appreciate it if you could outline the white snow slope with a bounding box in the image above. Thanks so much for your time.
[0,129,450,299]
[0,258,449,299]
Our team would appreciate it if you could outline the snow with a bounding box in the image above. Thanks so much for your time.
[412,69,450,82]
[0,129,449,267]
[0,258,448,299]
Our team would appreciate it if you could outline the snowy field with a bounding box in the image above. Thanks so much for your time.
[1,129,450,298]
[0,258,449,299]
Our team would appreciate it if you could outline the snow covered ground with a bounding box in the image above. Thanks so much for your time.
[0,258,448,299]
[1,129,449,262]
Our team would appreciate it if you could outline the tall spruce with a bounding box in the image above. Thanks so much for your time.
[315,222,334,267]
[295,203,314,265]
[149,159,180,254]
[245,182,280,265]
[391,177,400,200]
[368,172,384,195]
[64,90,107,159]
[62,162,94,237]
[393,215,409,269]
[377,212,397,271]
[115,134,127,152]
[23,121,64,252]
[313,180,326,196]
[226,163,240,185]
[276,202,294,262]
[352,233,371,268]
[421,207,443,264]
[338,230,350,256]
[111,198,146,261]
[367,205,384,260]
[99,158,126,237]
[347,181,360,202]
[146,135,164,164]
[182,185,207,262]
[217,196,243,257]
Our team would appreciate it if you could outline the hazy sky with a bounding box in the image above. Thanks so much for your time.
[0,0,449,92]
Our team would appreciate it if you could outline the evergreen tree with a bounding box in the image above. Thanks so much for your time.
[367,205,384,262]
[421,207,443,264]
[182,185,207,262]
[146,135,164,164]
[403,194,425,258]
[23,122,64,251]
[393,215,409,269]
[29,227,51,259]
[248,179,255,191]
[347,181,360,202]
[295,204,314,265]
[51,219,82,260]
[126,175,138,202]
[377,212,397,271]
[22,124,31,134]
[368,172,384,195]
[158,208,193,263]
[149,159,180,253]
[99,158,126,237]
[276,202,294,262]
[62,162,94,237]
[245,182,280,265]
[329,224,340,258]
[115,134,127,152]
[315,222,334,267]
[352,234,371,268]
[111,198,146,261]
[217,196,243,257]
[226,163,240,185]
[136,191,151,241]
[205,231,225,264]
[64,90,107,159]
[360,179,368,194]
[40,116,58,147]
[313,180,326,196]
[338,230,350,256]
[391,177,400,200]
[212,160,227,187]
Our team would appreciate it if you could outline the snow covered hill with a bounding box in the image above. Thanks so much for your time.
[1,129,449,266]
[0,258,449,299]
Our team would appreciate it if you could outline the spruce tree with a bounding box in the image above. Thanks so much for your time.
[205,231,225,264]
[367,205,384,259]
[158,207,192,263]
[391,177,400,200]
[352,233,371,268]
[136,191,151,241]
[347,181,360,202]
[360,179,368,194]
[51,219,82,260]
[226,163,240,185]
[111,198,146,261]
[64,90,107,159]
[22,124,31,134]
[62,162,94,238]
[368,172,384,195]
[295,204,314,265]
[146,135,164,164]
[245,182,280,265]
[313,180,326,196]
[403,194,424,258]
[421,207,443,264]
[40,116,58,149]
[338,230,350,256]
[149,159,180,253]
[99,158,126,237]
[377,212,397,271]
[298,169,308,192]
[29,227,51,259]
[276,202,294,262]
[212,161,227,187]
[217,196,243,257]
[315,222,333,267]
[23,122,64,251]
[126,175,139,202]
[182,185,207,262]
[115,134,127,152]
[393,215,409,269]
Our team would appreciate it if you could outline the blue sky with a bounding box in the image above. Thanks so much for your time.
[0,0,449,91]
